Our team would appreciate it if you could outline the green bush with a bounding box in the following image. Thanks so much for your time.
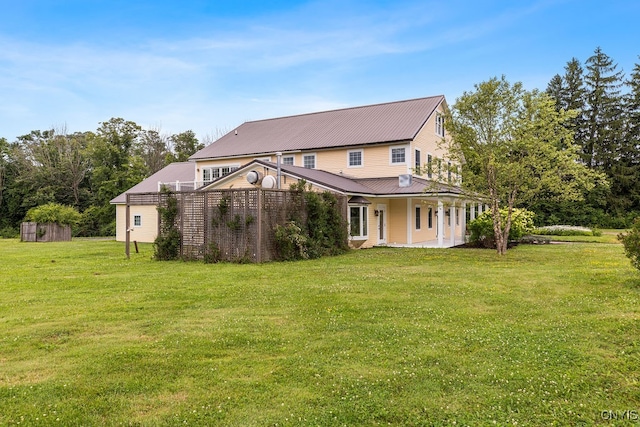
[619,219,640,271]
[24,202,81,226]
[533,225,597,236]
[468,207,535,248]
[274,221,309,261]
[154,188,181,261]
[0,227,18,239]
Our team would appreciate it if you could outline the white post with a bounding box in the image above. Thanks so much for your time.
[437,199,444,248]
[477,203,483,215]
[449,203,456,247]
[461,202,467,243]
[176,180,180,191]
[407,198,413,245]
[470,203,476,221]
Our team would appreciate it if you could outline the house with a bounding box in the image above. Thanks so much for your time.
[112,96,485,248]
[111,162,196,242]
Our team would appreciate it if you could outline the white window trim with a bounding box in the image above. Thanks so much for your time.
[347,149,364,168]
[349,205,369,239]
[303,153,317,169]
[436,113,445,137]
[202,164,240,183]
[282,155,295,166]
[133,214,142,227]
[389,145,409,166]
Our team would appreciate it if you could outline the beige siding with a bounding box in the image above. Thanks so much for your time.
[115,204,159,243]
[411,103,459,182]
[387,199,408,244]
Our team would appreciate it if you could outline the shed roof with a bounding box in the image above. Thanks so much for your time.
[189,95,445,160]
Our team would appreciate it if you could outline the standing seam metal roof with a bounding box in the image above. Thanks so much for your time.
[190,95,444,160]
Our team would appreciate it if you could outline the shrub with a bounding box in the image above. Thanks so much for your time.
[468,208,535,248]
[274,221,309,261]
[24,203,81,226]
[533,225,597,236]
[0,227,19,239]
[619,219,640,271]
[154,188,181,260]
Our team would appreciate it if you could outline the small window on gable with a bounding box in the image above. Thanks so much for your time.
[348,150,363,167]
[133,215,142,227]
[390,147,406,165]
[303,154,316,169]
[282,156,294,166]
[415,149,421,173]
[436,114,445,137]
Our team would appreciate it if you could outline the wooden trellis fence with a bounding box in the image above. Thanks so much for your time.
[128,188,347,262]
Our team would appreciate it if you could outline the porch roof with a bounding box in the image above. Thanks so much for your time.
[211,159,465,198]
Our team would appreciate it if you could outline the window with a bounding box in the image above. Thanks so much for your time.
[456,208,460,226]
[415,149,421,172]
[349,206,368,239]
[436,114,445,137]
[133,215,142,227]
[427,154,433,179]
[303,154,316,169]
[390,147,406,164]
[282,156,294,165]
[448,161,452,183]
[415,206,421,230]
[202,165,239,184]
[428,208,433,229]
[348,150,363,167]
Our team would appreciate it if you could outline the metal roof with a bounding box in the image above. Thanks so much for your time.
[219,160,464,197]
[190,95,445,160]
[110,162,195,204]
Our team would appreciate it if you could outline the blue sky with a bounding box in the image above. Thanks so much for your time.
[1,0,639,141]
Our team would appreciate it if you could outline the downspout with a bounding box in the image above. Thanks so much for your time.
[276,152,282,189]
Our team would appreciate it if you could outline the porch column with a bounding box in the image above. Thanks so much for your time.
[477,203,483,215]
[470,203,476,221]
[449,203,456,247]
[461,202,467,243]
[437,199,444,248]
[406,198,413,245]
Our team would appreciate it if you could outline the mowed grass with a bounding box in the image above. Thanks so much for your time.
[1,238,639,426]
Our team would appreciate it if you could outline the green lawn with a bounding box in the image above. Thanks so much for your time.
[1,239,639,426]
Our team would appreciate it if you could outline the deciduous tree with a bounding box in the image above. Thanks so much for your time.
[446,76,603,254]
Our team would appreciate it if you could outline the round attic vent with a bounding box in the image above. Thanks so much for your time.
[246,170,262,185]
[261,175,277,189]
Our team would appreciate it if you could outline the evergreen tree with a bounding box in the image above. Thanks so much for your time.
[618,58,640,215]
[583,47,625,171]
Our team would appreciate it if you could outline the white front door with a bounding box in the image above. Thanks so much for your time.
[377,204,387,245]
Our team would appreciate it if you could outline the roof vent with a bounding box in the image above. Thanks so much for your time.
[246,170,263,185]
[261,175,277,189]
[399,174,412,188]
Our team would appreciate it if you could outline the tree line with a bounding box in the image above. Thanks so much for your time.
[0,118,208,237]
[1,46,639,237]
[541,47,640,228]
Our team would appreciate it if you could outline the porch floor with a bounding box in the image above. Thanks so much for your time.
[381,237,465,249]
